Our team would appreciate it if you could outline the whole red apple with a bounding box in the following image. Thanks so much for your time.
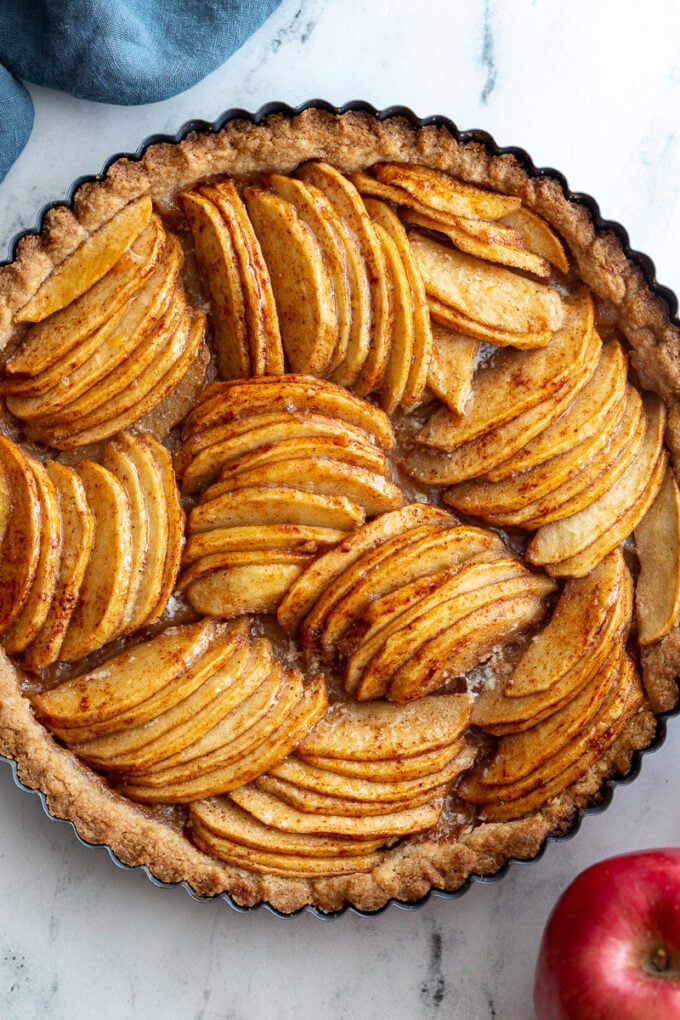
[534,848,680,1020]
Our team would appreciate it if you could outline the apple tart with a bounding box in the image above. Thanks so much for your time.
[0,104,679,916]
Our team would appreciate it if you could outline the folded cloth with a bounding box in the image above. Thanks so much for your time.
[0,0,282,182]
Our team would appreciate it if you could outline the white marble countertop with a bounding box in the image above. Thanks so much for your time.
[2,1,680,1017]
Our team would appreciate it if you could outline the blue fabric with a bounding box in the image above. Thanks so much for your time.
[0,0,282,181]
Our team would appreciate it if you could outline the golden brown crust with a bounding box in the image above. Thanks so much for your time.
[0,107,678,914]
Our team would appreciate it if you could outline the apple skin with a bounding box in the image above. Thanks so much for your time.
[534,849,680,1020]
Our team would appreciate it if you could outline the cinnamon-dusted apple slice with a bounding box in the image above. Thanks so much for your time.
[56,460,133,662]
[528,396,667,568]
[6,216,165,377]
[244,186,338,377]
[72,636,267,771]
[179,189,250,378]
[296,162,392,396]
[190,798,386,857]
[180,551,312,618]
[190,485,365,534]
[16,195,153,323]
[7,233,184,422]
[22,463,94,672]
[32,618,223,731]
[635,468,680,645]
[410,234,565,337]
[1,458,62,654]
[264,173,352,373]
[229,782,442,839]
[37,308,206,449]
[119,671,327,802]
[371,221,413,412]
[427,322,478,415]
[486,339,628,480]
[137,433,184,627]
[183,375,394,450]
[362,197,432,409]
[473,645,625,789]
[500,206,570,274]
[472,571,633,734]
[416,290,595,451]
[183,524,344,564]
[461,657,642,821]
[298,693,472,761]
[208,457,405,518]
[255,774,439,817]
[180,412,378,494]
[0,437,42,632]
[404,348,597,486]
[371,163,521,220]
[201,180,283,376]
[381,577,553,703]
[403,207,551,279]
[277,503,453,637]
[218,436,387,481]
[505,550,625,699]
[427,295,553,349]
[299,746,468,786]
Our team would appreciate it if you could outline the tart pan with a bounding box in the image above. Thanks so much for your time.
[0,100,678,919]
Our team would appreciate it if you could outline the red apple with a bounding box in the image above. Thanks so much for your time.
[534,848,680,1020]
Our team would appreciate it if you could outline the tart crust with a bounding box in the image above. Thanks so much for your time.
[0,106,678,914]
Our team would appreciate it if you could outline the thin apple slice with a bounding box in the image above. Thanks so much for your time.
[22,463,94,672]
[528,396,667,567]
[244,187,338,377]
[405,344,598,485]
[427,322,478,415]
[180,189,250,378]
[32,618,222,729]
[363,197,433,409]
[181,552,311,618]
[486,340,628,480]
[180,413,377,494]
[189,485,364,534]
[298,741,466,783]
[208,457,405,518]
[427,295,553,349]
[219,436,387,481]
[500,206,569,274]
[119,672,327,802]
[190,797,386,857]
[403,208,551,278]
[383,579,552,703]
[16,195,153,323]
[265,174,352,373]
[505,550,625,698]
[255,774,440,817]
[0,437,42,631]
[183,524,344,564]
[410,233,565,336]
[296,162,391,396]
[201,180,283,375]
[1,458,62,654]
[371,163,521,220]
[229,781,442,839]
[371,221,413,412]
[183,374,394,450]
[6,216,165,376]
[298,693,472,761]
[635,468,680,645]
[277,504,453,637]
[416,290,595,451]
[474,645,625,788]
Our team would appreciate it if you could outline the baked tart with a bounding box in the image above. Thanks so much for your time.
[1,103,679,916]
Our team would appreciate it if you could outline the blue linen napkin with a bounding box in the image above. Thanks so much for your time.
[0,0,282,183]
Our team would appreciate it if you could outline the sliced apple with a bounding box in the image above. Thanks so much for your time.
[22,462,94,672]
[427,295,553,348]
[371,163,521,220]
[181,552,311,618]
[255,774,440,817]
[16,195,153,323]
[0,437,42,631]
[297,740,466,782]
[218,436,387,481]
[183,524,344,564]
[500,206,569,274]
[370,221,413,412]
[427,322,478,415]
[189,485,364,534]
[635,468,680,645]
[136,433,184,628]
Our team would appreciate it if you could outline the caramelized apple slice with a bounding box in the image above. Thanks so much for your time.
[181,552,311,618]
[0,438,42,631]
[16,195,153,323]
[427,322,478,415]
[183,524,343,563]
[500,206,569,274]
[371,221,413,412]
[218,436,387,480]
[22,463,94,672]
[427,295,553,348]
[371,163,521,220]
[189,485,364,534]
[635,468,680,645]
[298,741,465,782]
[255,774,438,817]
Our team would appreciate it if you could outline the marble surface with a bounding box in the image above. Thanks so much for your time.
[2,1,680,1016]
